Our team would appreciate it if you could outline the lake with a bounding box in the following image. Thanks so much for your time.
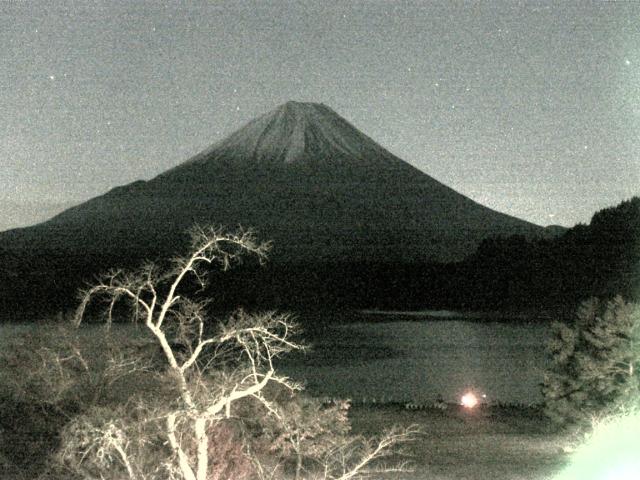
[277,311,551,405]
[0,311,551,405]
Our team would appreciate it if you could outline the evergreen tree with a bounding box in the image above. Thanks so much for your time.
[542,296,640,425]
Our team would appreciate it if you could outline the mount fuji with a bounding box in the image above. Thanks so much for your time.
[1,101,546,313]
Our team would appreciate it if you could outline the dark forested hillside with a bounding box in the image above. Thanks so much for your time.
[449,197,640,311]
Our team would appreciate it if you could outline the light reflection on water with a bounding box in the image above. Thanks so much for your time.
[277,316,550,405]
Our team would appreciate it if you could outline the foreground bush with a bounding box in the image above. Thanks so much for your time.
[2,227,418,479]
[0,321,157,477]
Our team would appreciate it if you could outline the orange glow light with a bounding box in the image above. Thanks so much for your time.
[461,392,478,408]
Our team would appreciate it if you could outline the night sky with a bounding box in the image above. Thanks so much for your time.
[2,1,638,232]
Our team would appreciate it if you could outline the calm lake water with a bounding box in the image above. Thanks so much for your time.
[0,311,551,405]
[277,311,551,405]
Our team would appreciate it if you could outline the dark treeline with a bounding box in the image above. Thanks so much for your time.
[453,197,639,311]
[1,197,637,321]
[202,197,640,314]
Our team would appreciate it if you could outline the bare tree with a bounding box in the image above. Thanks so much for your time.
[65,226,419,480]
[73,227,300,480]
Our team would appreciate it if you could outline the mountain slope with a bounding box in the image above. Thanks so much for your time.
[25,102,541,259]
[0,101,545,314]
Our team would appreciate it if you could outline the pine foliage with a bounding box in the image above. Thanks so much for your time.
[542,296,640,425]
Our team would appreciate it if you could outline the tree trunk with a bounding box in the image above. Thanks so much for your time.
[195,417,209,480]
[294,438,302,480]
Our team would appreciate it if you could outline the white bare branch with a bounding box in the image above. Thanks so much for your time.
[323,425,422,480]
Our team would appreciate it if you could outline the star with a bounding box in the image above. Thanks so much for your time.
[625,59,631,66]
[49,75,55,80]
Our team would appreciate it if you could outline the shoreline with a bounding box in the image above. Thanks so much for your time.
[357,308,553,323]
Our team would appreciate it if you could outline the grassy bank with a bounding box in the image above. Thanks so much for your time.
[348,404,571,480]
